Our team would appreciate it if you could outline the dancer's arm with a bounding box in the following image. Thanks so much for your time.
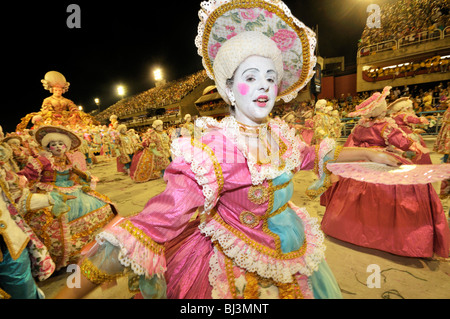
[337,147,401,167]
[53,272,98,299]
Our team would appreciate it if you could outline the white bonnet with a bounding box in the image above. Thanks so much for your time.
[315,99,328,112]
[213,31,284,105]
[152,120,163,128]
[387,97,413,115]
[348,86,391,118]
[364,99,388,118]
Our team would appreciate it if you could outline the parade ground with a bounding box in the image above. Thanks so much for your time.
[38,136,450,299]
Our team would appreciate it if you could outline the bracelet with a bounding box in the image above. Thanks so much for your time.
[80,258,124,285]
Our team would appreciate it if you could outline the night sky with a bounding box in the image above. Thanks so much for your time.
[2,0,395,133]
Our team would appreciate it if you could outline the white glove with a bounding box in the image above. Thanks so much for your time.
[29,193,54,211]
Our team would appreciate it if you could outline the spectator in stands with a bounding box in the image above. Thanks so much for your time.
[359,0,449,52]
[402,85,410,96]
[346,93,353,105]
[423,90,434,111]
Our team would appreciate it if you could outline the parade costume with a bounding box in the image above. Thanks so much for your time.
[16,71,97,131]
[297,110,314,145]
[311,100,335,144]
[434,101,450,157]
[116,124,139,174]
[18,126,117,270]
[435,101,450,203]
[75,0,345,299]
[4,134,31,171]
[84,116,343,299]
[130,122,170,183]
[320,88,450,258]
[0,143,55,298]
[388,97,432,164]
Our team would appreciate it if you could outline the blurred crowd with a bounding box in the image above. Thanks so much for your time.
[96,70,208,123]
[359,0,449,51]
[272,81,450,122]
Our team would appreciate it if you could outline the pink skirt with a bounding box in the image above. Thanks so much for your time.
[320,177,450,258]
[164,219,214,299]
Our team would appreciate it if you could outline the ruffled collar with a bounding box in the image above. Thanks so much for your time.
[195,116,304,185]
[41,152,73,172]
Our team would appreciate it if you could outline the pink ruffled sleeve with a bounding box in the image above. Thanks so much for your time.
[95,160,206,277]
[303,138,343,198]
[385,126,414,151]
[17,157,43,182]
[93,135,223,278]
[404,114,428,125]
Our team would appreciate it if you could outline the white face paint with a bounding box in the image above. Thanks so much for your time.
[226,55,278,126]
[48,140,67,157]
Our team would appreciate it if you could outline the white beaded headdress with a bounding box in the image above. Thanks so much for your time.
[195,0,317,103]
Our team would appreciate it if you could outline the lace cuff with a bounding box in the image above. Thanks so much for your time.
[80,240,126,285]
[305,138,343,199]
[96,218,167,277]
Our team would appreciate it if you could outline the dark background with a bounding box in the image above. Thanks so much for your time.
[1,0,395,132]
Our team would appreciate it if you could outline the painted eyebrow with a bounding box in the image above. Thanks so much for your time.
[242,68,259,75]
[242,68,277,75]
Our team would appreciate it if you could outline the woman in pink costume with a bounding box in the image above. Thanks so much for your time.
[55,0,400,299]
[434,100,450,161]
[434,100,450,206]
[320,87,450,258]
[387,97,432,164]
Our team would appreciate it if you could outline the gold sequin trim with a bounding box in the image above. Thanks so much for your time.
[261,179,283,253]
[0,287,11,299]
[119,220,165,255]
[80,258,124,285]
[218,244,304,299]
[212,208,307,260]
[244,271,260,299]
[278,278,304,299]
[223,247,238,299]
[306,144,344,199]
[71,205,115,240]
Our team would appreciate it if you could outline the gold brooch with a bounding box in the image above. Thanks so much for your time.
[239,211,261,228]
[247,185,268,204]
